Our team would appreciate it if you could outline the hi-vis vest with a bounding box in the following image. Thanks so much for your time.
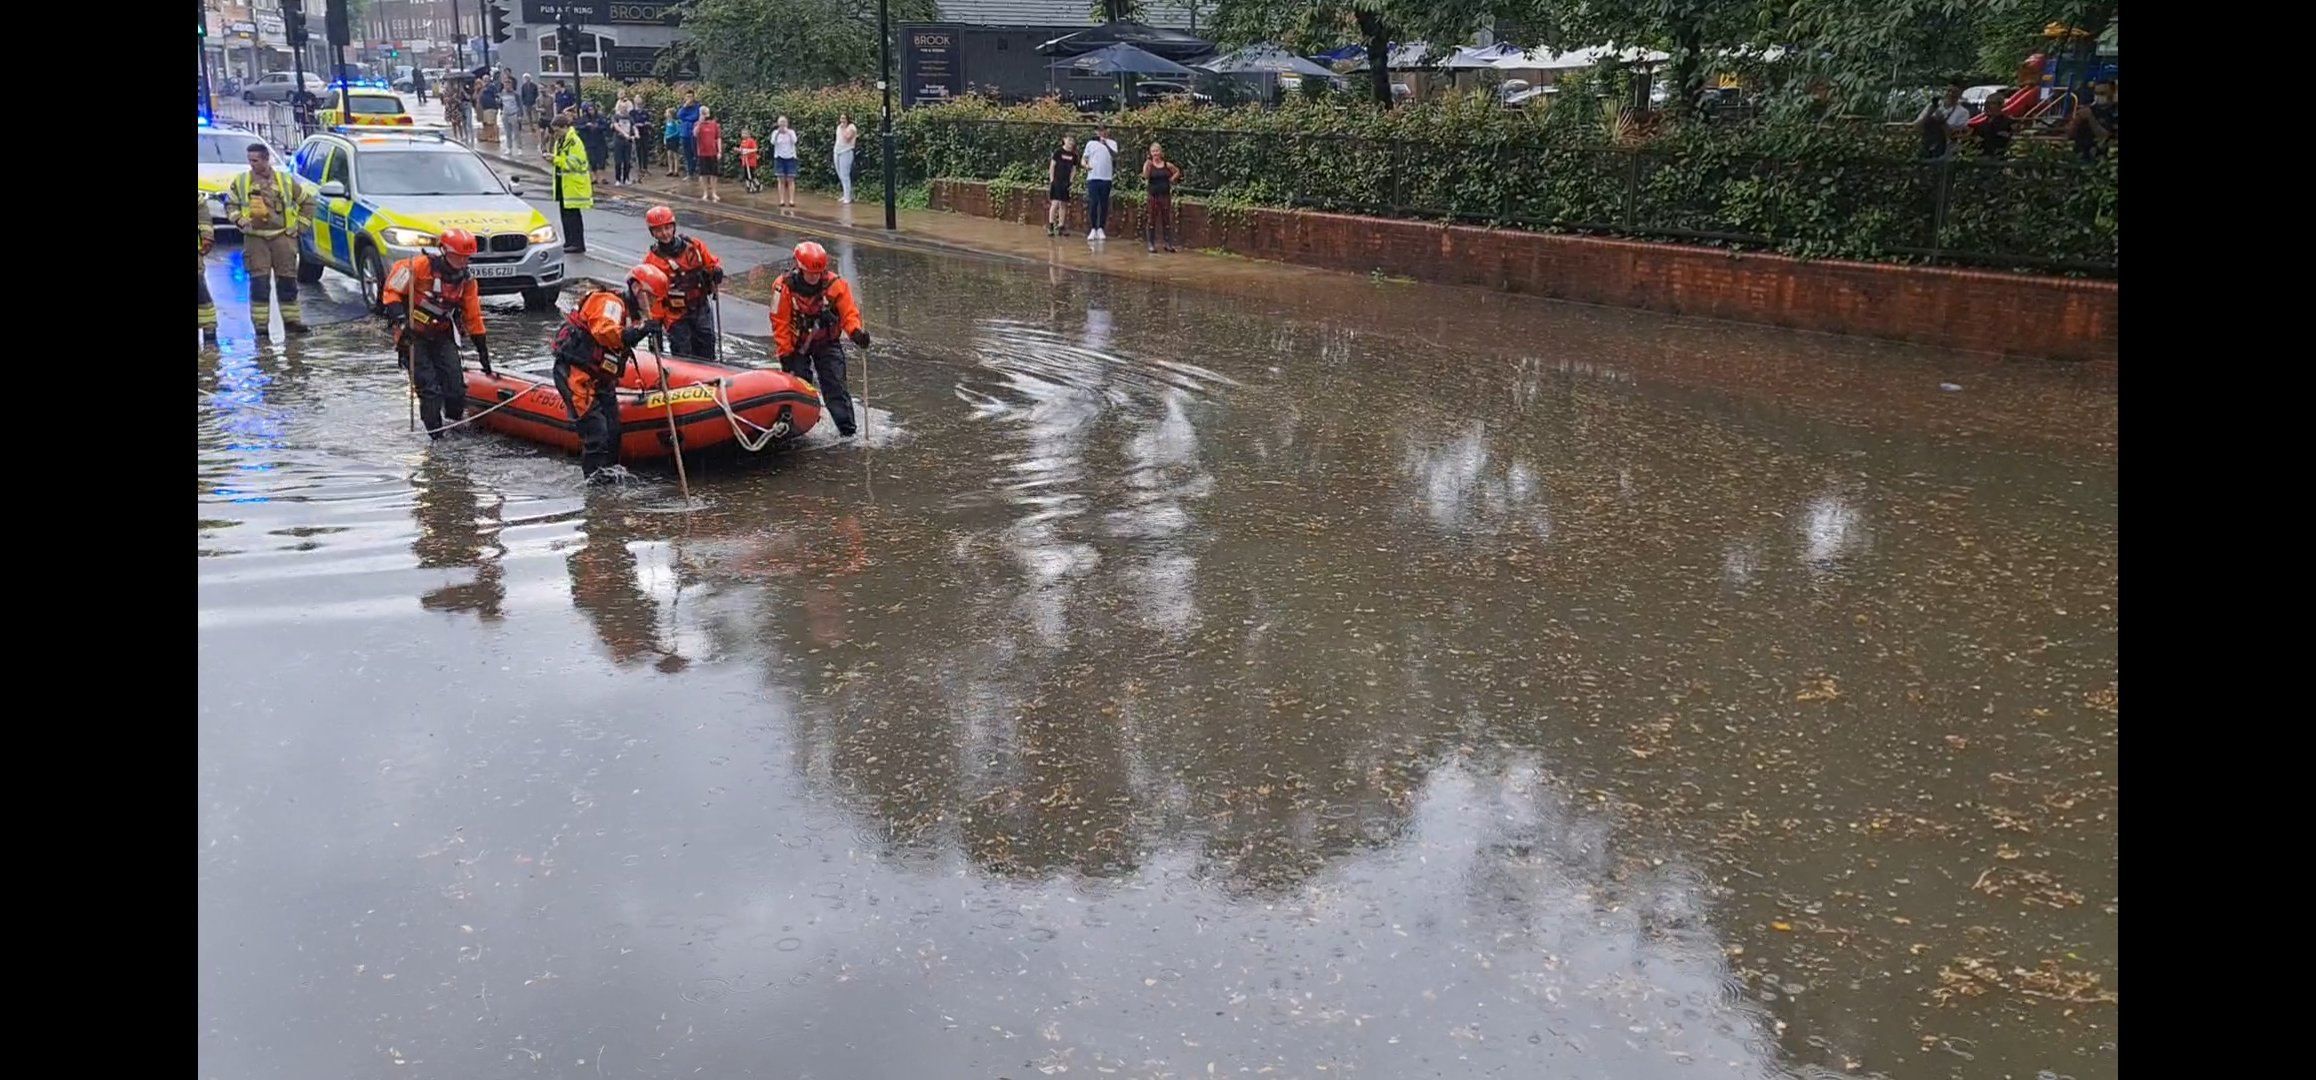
[227,169,313,237]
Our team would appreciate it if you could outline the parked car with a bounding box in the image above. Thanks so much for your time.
[243,71,327,104]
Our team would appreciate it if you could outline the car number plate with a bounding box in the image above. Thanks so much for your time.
[469,264,519,278]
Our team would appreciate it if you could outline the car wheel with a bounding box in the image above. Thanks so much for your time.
[358,244,388,312]
[243,92,256,105]
[521,286,561,313]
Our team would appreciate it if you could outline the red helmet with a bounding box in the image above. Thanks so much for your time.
[644,205,677,228]
[438,228,479,257]
[627,263,671,301]
[792,241,829,274]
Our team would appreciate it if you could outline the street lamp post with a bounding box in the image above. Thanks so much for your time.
[880,0,896,230]
[198,1,216,119]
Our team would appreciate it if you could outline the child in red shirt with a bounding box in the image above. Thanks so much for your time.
[738,131,762,194]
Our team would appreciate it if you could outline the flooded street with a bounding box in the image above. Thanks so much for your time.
[198,211,2117,1079]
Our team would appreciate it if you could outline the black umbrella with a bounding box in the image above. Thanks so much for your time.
[1037,19,1212,61]
[1051,43,1200,78]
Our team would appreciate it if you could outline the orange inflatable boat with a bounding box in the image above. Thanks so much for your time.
[461,352,822,461]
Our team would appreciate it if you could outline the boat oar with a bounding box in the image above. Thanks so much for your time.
[400,339,417,432]
[657,354,692,502]
[712,292,723,363]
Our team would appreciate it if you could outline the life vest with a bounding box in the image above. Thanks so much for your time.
[405,256,471,338]
[648,238,715,312]
[782,270,843,348]
[553,291,627,379]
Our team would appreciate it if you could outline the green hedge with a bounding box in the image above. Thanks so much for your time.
[586,83,2116,274]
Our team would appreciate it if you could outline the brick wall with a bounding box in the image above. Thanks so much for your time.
[929,180,2119,364]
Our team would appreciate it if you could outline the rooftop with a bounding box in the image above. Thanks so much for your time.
[933,2,1210,31]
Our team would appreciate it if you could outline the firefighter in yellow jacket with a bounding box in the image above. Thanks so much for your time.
[226,141,319,338]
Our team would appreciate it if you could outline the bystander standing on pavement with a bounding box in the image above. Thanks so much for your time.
[411,65,427,105]
[1045,134,1077,237]
[663,108,683,176]
[677,89,704,178]
[1140,142,1182,253]
[579,102,610,184]
[611,94,637,186]
[443,72,469,141]
[1081,123,1119,241]
[476,77,502,145]
[517,74,539,144]
[627,99,651,174]
[770,116,799,207]
[834,114,859,204]
[553,80,576,120]
[694,107,726,202]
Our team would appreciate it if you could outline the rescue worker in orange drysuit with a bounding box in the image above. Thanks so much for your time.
[381,228,493,439]
[551,264,666,480]
[771,241,870,438]
[641,205,726,359]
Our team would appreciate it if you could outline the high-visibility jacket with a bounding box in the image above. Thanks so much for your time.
[382,255,485,344]
[227,167,318,238]
[198,193,214,259]
[771,271,863,358]
[552,127,595,210]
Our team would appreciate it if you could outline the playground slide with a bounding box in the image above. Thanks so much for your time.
[1969,86,2040,128]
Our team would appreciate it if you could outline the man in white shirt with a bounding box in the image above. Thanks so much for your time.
[1081,123,1119,241]
[1916,82,1972,159]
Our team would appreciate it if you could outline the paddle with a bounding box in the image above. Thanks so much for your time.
[656,353,692,502]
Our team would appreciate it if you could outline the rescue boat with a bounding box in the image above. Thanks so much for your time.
[461,352,822,461]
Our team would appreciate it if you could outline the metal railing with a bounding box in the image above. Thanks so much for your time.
[910,119,2117,275]
[212,101,309,153]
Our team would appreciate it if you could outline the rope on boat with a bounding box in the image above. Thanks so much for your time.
[707,378,789,453]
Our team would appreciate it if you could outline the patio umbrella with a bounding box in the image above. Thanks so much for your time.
[1346,42,1445,71]
[1038,20,1213,61]
[1198,43,1340,79]
[1051,43,1199,79]
[1443,43,1523,70]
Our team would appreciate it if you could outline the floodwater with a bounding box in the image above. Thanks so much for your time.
[198,215,2118,1079]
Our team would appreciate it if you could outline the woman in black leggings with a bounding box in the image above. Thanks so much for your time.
[1140,142,1183,253]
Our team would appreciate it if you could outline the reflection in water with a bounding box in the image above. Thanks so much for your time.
[200,236,2117,1080]
[565,504,688,670]
[1402,419,1552,540]
[411,457,506,620]
[203,345,288,504]
[1800,490,1869,570]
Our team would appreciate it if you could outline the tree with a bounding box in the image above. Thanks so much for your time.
[1208,0,1533,107]
[672,0,940,93]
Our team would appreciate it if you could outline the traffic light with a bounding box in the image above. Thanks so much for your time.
[488,2,512,46]
[197,0,206,38]
[558,9,582,59]
[282,2,308,48]
[324,0,351,48]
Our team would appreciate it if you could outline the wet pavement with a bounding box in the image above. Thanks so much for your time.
[198,144,2119,1079]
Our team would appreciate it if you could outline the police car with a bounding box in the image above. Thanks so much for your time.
[198,118,269,236]
[290,127,564,312]
[314,88,415,128]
